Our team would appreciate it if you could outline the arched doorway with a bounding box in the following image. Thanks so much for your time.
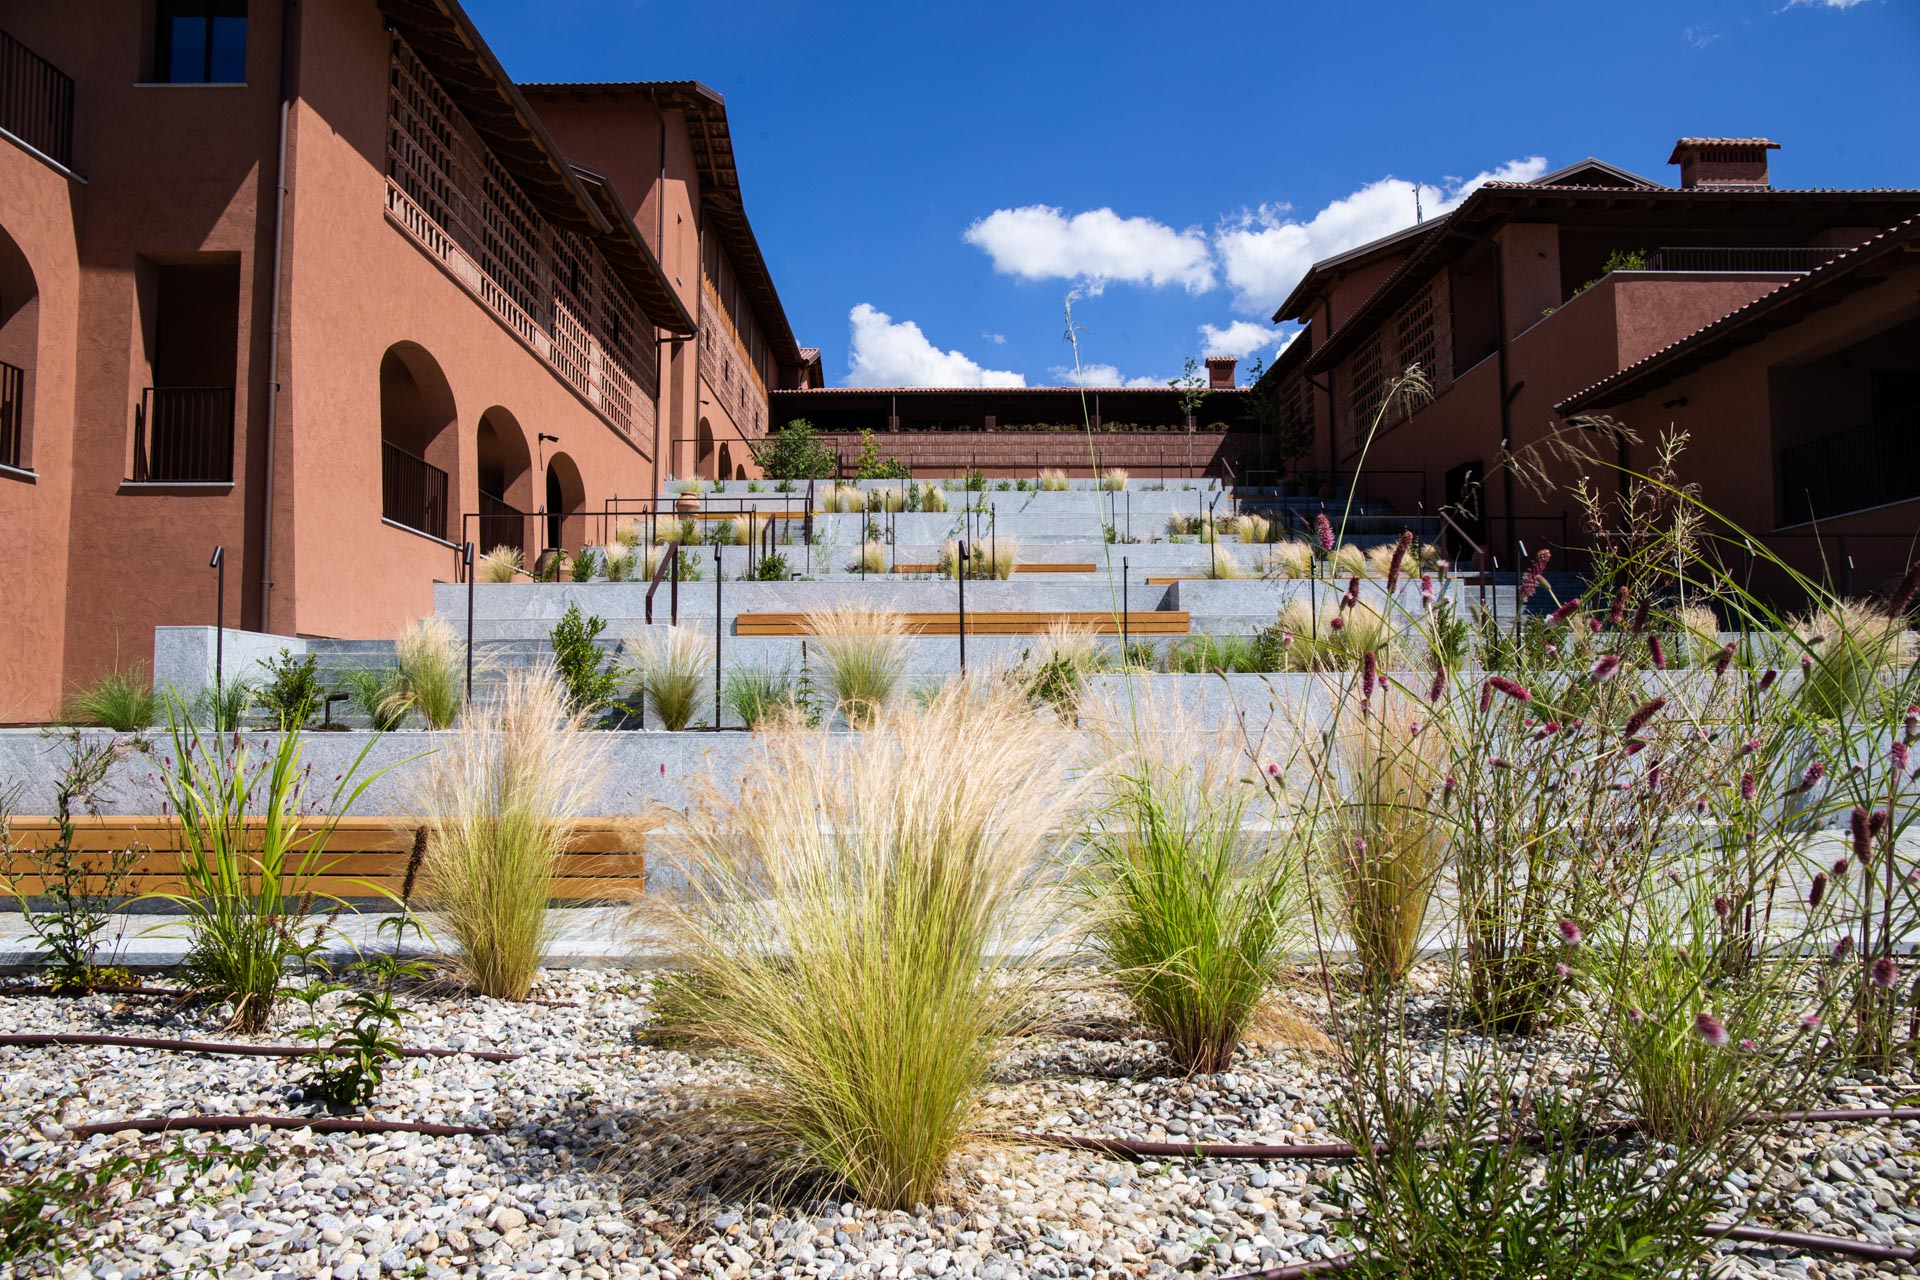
[0,227,39,471]
[545,451,586,553]
[378,343,457,540]
[695,418,715,480]
[476,406,532,557]
[718,441,734,482]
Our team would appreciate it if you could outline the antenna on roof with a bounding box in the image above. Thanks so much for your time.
[1414,183,1424,224]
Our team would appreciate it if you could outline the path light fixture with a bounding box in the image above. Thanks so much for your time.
[209,546,226,728]
[462,541,475,704]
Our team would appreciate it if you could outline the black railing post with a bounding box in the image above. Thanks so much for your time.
[714,543,723,730]
[209,546,225,728]
[1122,557,1129,656]
[463,541,475,706]
[957,541,968,672]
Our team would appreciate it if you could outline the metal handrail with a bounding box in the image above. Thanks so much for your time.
[0,29,75,168]
[645,540,682,625]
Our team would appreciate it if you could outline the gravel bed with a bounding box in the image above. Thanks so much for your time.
[2,969,1915,1279]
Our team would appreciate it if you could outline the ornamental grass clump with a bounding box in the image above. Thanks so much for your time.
[941,537,1018,580]
[1076,719,1304,1074]
[723,664,808,729]
[1261,598,1391,672]
[1206,542,1249,579]
[392,618,464,730]
[1017,621,1110,719]
[410,668,605,1001]
[1037,467,1071,491]
[1229,514,1270,544]
[1099,467,1129,492]
[477,546,523,583]
[623,626,711,731]
[644,680,1076,1208]
[1318,689,1451,987]
[829,483,867,513]
[1264,540,1314,579]
[61,664,157,732]
[1791,598,1915,719]
[153,700,383,1032]
[804,606,911,727]
[850,540,888,574]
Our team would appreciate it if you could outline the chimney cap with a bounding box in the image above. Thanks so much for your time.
[1204,355,1238,389]
[1667,137,1779,163]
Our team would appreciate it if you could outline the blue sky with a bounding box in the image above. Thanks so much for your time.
[472,0,1918,389]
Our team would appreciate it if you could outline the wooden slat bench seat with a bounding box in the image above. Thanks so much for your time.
[735,611,1190,637]
[2,816,645,899]
[889,563,1098,575]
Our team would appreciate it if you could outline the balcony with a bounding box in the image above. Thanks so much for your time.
[0,358,21,469]
[382,440,449,541]
[1644,246,1839,273]
[1779,405,1920,525]
[0,29,74,169]
[134,386,234,483]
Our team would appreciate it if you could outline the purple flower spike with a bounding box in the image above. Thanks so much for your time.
[1851,807,1871,864]
[1429,664,1448,705]
[1738,1038,1757,1053]
[1362,651,1378,699]
[1626,1006,1645,1024]
[1694,1013,1730,1048]
[1623,696,1666,739]
[1558,919,1583,946]
[1808,872,1828,908]
[1740,773,1757,802]
[1795,761,1825,794]
[1712,643,1735,677]
[1548,597,1582,625]
[1758,669,1778,693]
[1518,548,1551,606]
[1800,1012,1821,1030]
[1487,675,1532,704]
[1608,587,1629,628]
[1591,654,1621,682]
[1648,634,1667,670]
[1314,513,1335,554]
[1870,956,1898,989]
[1894,741,1910,775]
[1833,934,1854,960]
[1713,895,1731,920]
[1832,857,1850,879]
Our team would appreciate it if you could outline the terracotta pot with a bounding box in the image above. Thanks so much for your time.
[674,493,702,517]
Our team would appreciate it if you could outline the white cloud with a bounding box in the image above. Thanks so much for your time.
[1682,24,1721,48]
[1050,363,1165,389]
[1212,156,1549,315]
[843,303,1026,388]
[981,331,1007,344]
[962,205,1215,293]
[1786,0,1873,8]
[1198,319,1285,361]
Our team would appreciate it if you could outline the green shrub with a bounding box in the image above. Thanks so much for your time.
[255,649,323,729]
[550,603,620,716]
[339,667,408,732]
[724,665,806,728]
[751,418,836,480]
[751,551,793,581]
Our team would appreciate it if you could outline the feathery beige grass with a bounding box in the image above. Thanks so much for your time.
[613,520,643,547]
[919,483,948,513]
[850,540,888,574]
[1038,468,1071,491]
[411,668,606,1000]
[942,537,1018,580]
[1332,544,1369,579]
[1268,598,1392,672]
[1230,514,1271,544]
[623,626,712,731]
[601,543,633,582]
[393,618,465,729]
[805,606,912,727]
[1265,541,1314,578]
[829,483,867,514]
[642,680,1078,1207]
[478,546,524,583]
[1099,468,1129,492]
[1792,598,1916,718]
[1207,543,1250,580]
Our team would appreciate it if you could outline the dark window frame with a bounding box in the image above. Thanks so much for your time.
[153,0,248,85]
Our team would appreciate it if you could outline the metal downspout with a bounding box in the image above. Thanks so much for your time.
[259,0,297,630]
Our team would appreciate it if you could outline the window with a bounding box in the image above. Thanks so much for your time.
[153,0,246,84]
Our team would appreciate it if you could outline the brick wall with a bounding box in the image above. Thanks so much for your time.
[816,430,1272,479]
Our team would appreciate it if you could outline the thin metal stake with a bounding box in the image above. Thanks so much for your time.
[463,541,475,704]
[957,541,969,672]
[714,543,723,729]
[210,546,225,728]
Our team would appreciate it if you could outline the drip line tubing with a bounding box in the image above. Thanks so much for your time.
[72,1115,493,1139]
[0,1032,522,1062]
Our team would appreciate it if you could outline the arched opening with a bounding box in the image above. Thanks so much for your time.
[544,450,586,552]
[0,226,39,471]
[379,342,457,540]
[695,417,715,480]
[476,406,533,558]
[718,441,734,483]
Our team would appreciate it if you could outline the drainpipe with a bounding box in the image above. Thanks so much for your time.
[1320,297,1337,491]
[258,0,297,632]
[1491,235,1517,568]
[649,89,668,494]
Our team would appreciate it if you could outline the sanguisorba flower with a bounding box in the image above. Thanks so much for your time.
[1740,772,1757,801]
[1608,587,1628,627]
[1314,513,1335,555]
[1808,871,1828,908]
[1712,643,1736,677]
[1648,634,1667,670]
[1362,651,1378,700]
[1557,919,1583,946]
[1870,956,1899,989]
[1832,934,1854,960]
[1794,761,1826,793]
[1694,1012,1730,1048]
[1386,529,1414,594]
[1429,663,1447,705]
[1487,675,1531,704]
[1548,596,1582,625]
[1590,654,1621,682]
[1518,547,1550,606]
[1851,807,1871,864]
[1622,696,1666,739]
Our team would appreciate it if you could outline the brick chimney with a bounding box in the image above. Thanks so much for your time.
[1667,138,1779,190]
[1204,356,1237,390]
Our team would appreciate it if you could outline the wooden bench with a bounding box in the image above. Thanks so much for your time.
[889,563,1098,575]
[735,611,1190,637]
[1,816,646,899]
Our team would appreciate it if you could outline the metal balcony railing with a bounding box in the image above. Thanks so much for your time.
[0,30,74,168]
[0,358,22,469]
[1780,404,1920,525]
[1644,246,1839,273]
[477,489,527,558]
[381,439,449,540]
[134,386,234,483]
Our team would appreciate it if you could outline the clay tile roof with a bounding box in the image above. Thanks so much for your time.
[1555,214,1920,414]
[1667,137,1780,161]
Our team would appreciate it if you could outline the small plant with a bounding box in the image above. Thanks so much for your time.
[602,542,633,582]
[751,551,793,581]
[747,479,764,492]
[963,467,985,492]
[1016,622,1110,720]
[613,521,643,547]
[393,618,464,730]
[709,518,740,547]
[1037,468,1070,491]
[550,603,621,716]
[572,547,604,581]
[850,539,888,574]
[750,418,836,480]
[1099,467,1128,492]
[60,664,156,731]
[919,483,948,513]
[828,482,867,514]
[1,739,137,992]
[1791,598,1913,719]
[1076,730,1301,1073]
[624,626,711,731]
[1265,540,1314,578]
[851,428,910,480]
[532,548,570,583]
[339,666,408,732]
[941,537,1018,580]
[804,606,911,727]
[154,696,385,1032]
[1163,633,1259,674]
[1206,542,1249,579]
[1229,513,1270,544]
[255,649,324,729]
[190,676,254,732]
[478,545,524,583]
[411,669,604,1000]
[676,481,703,496]
[645,681,1077,1208]
[724,665,807,728]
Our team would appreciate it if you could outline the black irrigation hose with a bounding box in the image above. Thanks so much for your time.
[73,1115,493,1139]
[0,1032,522,1062]
[1022,1106,1920,1164]
[4,985,187,998]
[1216,1224,1920,1279]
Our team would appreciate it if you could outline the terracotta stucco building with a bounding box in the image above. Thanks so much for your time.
[0,0,805,722]
[1258,141,1920,592]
